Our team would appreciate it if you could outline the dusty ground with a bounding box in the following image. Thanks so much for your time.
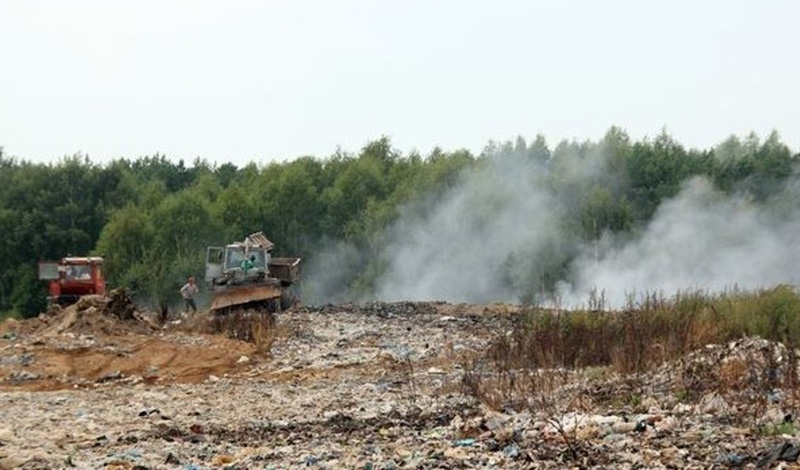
[0,301,514,392]
[0,302,258,392]
[0,300,798,469]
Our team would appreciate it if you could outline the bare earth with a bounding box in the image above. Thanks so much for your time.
[0,301,797,469]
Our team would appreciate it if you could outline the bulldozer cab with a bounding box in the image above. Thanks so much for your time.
[225,247,268,273]
[205,247,225,283]
[205,232,274,285]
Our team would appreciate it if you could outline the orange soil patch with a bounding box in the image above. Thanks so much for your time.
[1,333,257,391]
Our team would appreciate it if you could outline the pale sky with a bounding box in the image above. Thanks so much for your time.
[0,0,797,166]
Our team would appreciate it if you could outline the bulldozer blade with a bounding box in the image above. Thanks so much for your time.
[209,284,282,312]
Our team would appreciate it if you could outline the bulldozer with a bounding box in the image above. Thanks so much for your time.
[205,232,301,313]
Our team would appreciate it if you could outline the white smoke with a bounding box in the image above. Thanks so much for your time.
[559,177,800,307]
[374,150,564,303]
[301,239,367,304]
[304,137,799,307]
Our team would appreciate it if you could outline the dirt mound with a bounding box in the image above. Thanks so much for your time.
[0,291,157,339]
[30,290,157,338]
[0,292,265,391]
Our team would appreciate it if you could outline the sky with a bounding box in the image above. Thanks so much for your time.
[0,0,798,166]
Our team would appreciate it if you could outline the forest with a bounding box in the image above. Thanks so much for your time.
[0,127,797,318]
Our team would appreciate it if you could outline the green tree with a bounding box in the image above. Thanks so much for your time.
[95,204,155,289]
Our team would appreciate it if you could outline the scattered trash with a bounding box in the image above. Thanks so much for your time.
[758,441,800,466]
[502,443,520,458]
[97,370,124,383]
[10,370,39,381]
[4,303,800,468]
[454,438,476,447]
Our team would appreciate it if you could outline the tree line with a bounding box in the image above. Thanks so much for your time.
[0,129,797,317]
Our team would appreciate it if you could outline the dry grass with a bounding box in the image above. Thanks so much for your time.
[718,358,749,390]
[463,285,800,413]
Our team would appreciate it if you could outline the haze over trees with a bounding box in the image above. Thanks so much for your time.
[0,128,797,317]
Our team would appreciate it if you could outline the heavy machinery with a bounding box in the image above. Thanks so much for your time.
[205,232,301,313]
[37,256,106,306]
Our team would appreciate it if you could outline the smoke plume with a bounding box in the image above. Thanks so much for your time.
[559,177,800,307]
[305,138,799,308]
[375,152,561,303]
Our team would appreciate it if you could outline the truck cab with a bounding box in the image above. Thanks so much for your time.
[38,257,106,305]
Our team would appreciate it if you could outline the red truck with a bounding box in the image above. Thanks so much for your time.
[37,257,106,306]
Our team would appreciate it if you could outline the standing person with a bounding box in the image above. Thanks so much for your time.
[180,276,199,314]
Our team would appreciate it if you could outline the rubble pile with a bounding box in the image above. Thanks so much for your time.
[103,288,139,321]
[299,301,440,317]
[675,336,794,395]
[0,302,799,468]
[24,290,157,339]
